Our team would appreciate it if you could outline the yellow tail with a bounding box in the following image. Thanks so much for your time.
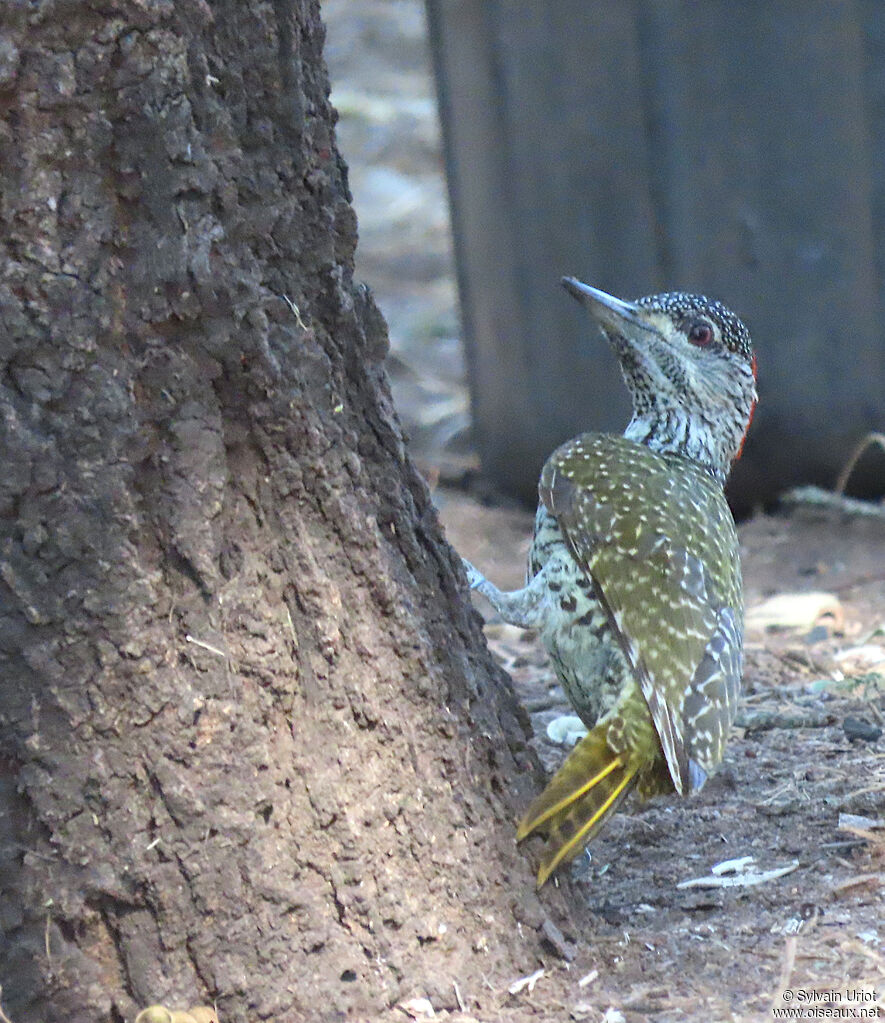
[517,725,640,886]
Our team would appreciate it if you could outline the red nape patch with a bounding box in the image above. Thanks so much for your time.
[736,397,757,460]
[735,352,759,460]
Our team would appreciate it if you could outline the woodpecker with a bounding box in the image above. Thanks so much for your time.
[464,278,757,886]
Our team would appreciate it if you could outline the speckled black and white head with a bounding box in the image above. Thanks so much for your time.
[562,278,758,483]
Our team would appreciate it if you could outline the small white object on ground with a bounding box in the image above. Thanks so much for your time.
[507,968,545,995]
[546,715,588,746]
[398,997,436,1019]
[678,856,799,889]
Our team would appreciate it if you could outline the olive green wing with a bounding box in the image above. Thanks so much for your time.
[540,435,743,795]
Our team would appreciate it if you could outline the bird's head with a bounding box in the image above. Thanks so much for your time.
[562,277,757,482]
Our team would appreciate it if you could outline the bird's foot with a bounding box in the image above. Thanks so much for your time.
[461,557,486,591]
[461,557,547,630]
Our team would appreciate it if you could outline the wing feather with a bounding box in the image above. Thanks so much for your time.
[539,434,743,792]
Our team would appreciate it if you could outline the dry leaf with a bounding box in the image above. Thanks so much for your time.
[746,592,844,633]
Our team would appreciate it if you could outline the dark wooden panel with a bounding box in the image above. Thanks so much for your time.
[637,0,883,503]
[427,0,658,500]
[428,0,885,505]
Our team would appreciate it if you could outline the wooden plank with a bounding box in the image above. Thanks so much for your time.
[637,0,882,503]
[428,0,659,499]
[428,0,884,503]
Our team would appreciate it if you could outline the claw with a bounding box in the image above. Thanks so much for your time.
[461,557,486,591]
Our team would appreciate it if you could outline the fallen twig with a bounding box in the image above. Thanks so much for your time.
[830,872,885,893]
[452,981,466,1013]
[835,432,885,495]
[782,486,885,519]
[769,935,798,1017]
[736,709,832,732]
[185,634,228,658]
[838,812,884,832]
[0,986,15,1023]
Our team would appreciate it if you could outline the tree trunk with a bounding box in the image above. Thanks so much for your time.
[0,3,558,1019]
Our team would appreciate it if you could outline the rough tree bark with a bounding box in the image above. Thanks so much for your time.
[0,3,565,1020]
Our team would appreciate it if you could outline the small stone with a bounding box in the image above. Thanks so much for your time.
[843,716,882,743]
[398,996,435,1019]
[571,1002,595,1020]
[421,976,460,1011]
[804,624,831,644]
[0,37,20,88]
[540,917,576,961]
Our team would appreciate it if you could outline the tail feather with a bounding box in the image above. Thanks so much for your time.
[517,725,640,886]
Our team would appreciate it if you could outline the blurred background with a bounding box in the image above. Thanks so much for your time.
[325,0,885,514]
[324,0,472,486]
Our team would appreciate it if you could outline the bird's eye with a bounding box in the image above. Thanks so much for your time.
[688,321,714,347]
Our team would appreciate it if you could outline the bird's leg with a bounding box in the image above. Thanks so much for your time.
[461,557,548,629]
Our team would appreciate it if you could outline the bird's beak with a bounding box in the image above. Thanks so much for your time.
[561,277,653,337]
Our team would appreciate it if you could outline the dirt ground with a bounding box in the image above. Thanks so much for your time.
[322,5,884,1021]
